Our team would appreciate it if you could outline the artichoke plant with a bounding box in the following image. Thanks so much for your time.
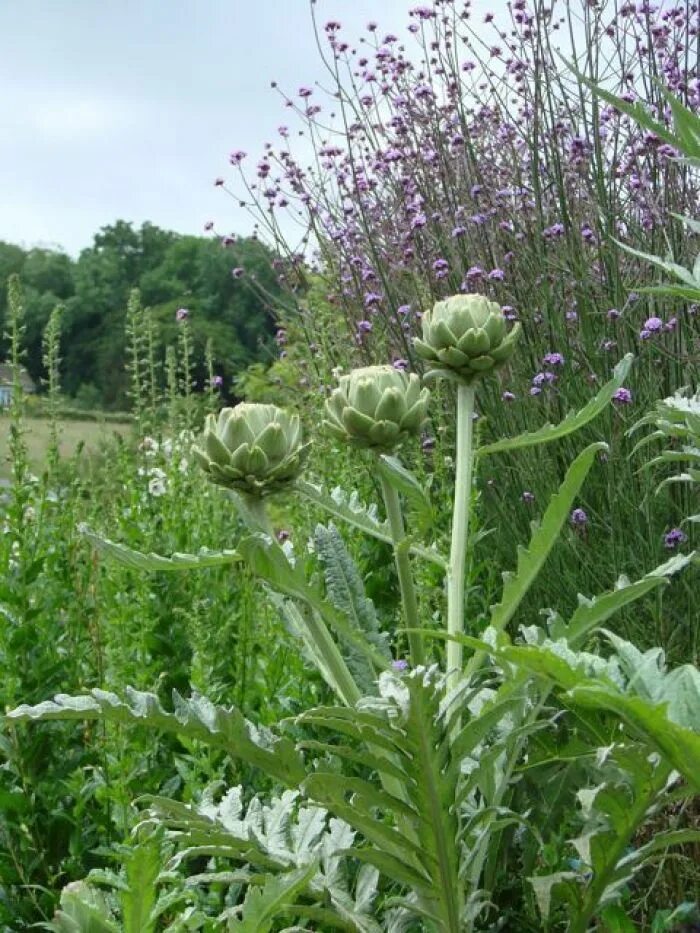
[192,403,309,496]
[414,293,521,383]
[324,364,430,452]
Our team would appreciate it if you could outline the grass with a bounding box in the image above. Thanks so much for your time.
[0,414,132,480]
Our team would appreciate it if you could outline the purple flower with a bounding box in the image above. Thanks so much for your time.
[364,292,382,308]
[229,150,247,165]
[175,308,189,322]
[432,258,449,278]
[298,86,313,98]
[276,529,291,543]
[543,352,565,367]
[502,390,516,402]
[211,375,224,388]
[643,316,664,333]
[613,387,633,404]
[521,491,535,503]
[488,268,505,281]
[607,308,621,320]
[664,527,687,549]
[393,358,409,370]
[357,319,373,333]
[392,659,409,672]
[570,508,588,526]
[397,304,411,316]
[232,267,244,278]
[214,176,224,187]
[532,371,556,387]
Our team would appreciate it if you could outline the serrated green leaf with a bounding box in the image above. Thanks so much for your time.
[377,455,433,522]
[487,443,607,636]
[297,480,446,568]
[7,688,305,787]
[479,357,632,455]
[227,862,317,932]
[79,525,240,572]
[47,881,120,932]
[557,552,693,646]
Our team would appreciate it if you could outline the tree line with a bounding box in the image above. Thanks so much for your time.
[0,221,283,409]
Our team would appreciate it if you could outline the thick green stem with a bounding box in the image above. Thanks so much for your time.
[446,384,476,690]
[237,494,361,707]
[379,474,425,668]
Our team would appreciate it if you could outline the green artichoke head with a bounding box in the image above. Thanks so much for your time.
[414,293,521,384]
[324,364,430,452]
[192,403,309,496]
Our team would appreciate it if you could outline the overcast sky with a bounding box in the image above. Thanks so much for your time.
[0,0,428,256]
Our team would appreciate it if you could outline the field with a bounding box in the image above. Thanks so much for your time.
[0,1,699,930]
[0,415,131,480]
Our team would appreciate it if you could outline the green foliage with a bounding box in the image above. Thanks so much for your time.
[0,222,281,409]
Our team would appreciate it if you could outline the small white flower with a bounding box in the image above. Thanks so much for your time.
[148,476,167,497]
[140,436,159,456]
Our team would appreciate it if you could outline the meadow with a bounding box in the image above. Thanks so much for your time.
[0,415,131,481]
[0,1,699,930]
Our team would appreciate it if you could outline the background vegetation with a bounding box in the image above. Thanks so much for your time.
[0,0,698,928]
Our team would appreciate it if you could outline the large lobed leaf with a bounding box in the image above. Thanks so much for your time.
[79,524,241,572]
[6,688,305,787]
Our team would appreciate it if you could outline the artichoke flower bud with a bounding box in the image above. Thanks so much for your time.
[324,365,430,452]
[414,294,521,384]
[192,403,309,496]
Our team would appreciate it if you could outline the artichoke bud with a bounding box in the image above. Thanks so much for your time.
[324,364,430,452]
[193,402,309,496]
[414,293,521,384]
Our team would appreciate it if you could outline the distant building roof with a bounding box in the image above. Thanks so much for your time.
[0,364,36,392]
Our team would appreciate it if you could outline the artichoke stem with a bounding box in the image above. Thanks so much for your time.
[305,609,362,707]
[239,494,274,535]
[447,383,476,691]
[379,474,425,668]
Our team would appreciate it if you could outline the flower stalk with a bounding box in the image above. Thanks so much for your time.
[378,474,425,667]
[446,383,476,690]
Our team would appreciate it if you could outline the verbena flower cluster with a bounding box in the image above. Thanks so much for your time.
[215,0,699,400]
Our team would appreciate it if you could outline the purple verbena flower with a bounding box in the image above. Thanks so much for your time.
[664,527,687,549]
[570,507,588,526]
[543,352,565,367]
[175,307,189,322]
[613,387,633,404]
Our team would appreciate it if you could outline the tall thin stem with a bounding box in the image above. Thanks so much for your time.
[446,384,476,690]
[379,474,425,668]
